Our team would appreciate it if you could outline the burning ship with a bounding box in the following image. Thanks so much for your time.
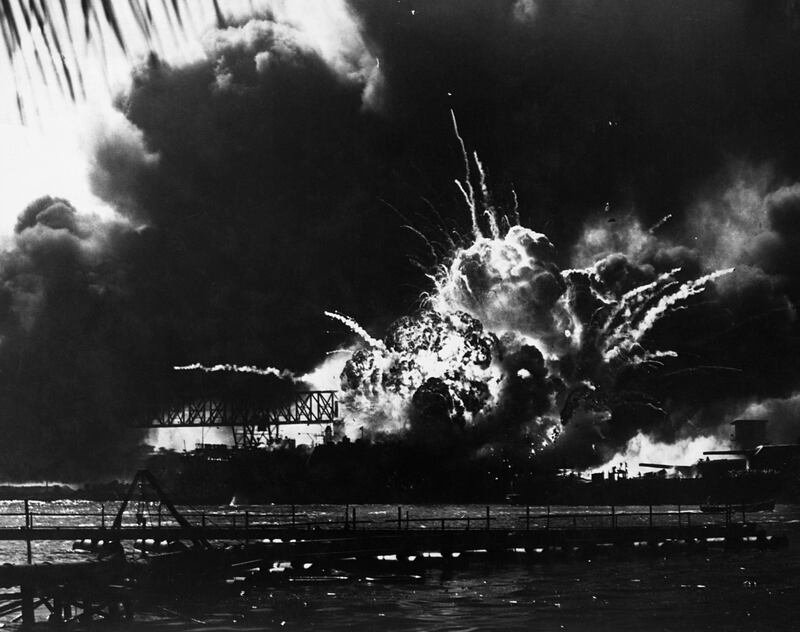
[506,418,799,507]
[142,414,800,507]
[149,131,800,508]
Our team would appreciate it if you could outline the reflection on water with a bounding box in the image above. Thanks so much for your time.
[1,502,799,630]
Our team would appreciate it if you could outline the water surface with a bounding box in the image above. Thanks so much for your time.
[1,502,798,631]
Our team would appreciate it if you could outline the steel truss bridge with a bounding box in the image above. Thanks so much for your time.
[141,390,341,448]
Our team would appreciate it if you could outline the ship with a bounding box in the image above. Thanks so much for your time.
[505,419,800,507]
[142,417,800,506]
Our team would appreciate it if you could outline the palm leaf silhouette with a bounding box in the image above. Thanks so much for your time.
[1,0,230,123]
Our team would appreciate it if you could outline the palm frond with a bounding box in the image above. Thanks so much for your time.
[1,0,234,124]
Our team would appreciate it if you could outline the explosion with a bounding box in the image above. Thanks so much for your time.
[4,1,800,482]
[330,130,735,469]
[173,124,739,471]
[339,308,499,435]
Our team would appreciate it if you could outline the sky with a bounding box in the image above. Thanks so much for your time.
[2,0,800,479]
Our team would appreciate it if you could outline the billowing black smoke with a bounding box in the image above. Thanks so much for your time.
[0,197,155,479]
[3,1,800,479]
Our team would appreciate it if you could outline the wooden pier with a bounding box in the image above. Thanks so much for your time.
[0,471,789,627]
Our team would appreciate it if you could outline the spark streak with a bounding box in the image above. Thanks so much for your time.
[450,109,479,238]
[324,310,387,351]
[174,363,284,376]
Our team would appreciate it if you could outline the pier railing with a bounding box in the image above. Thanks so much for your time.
[0,503,782,629]
[0,502,755,536]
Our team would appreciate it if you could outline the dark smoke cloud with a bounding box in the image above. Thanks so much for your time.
[1,13,416,479]
[3,1,800,478]
[351,0,800,245]
[742,394,800,444]
[0,197,155,479]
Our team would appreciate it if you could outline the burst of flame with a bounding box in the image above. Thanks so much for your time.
[178,115,737,469]
[326,119,735,468]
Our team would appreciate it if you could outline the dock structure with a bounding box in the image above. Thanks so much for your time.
[0,516,770,546]
[0,471,789,627]
[140,390,341,447]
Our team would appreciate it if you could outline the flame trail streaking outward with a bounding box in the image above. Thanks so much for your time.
[324,310,387,351]
[174,363,286,377]
[597,267,735,363]
[451,110,480,239]
[604,267,735,362]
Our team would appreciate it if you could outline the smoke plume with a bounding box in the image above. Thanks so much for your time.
[3,1,800,478]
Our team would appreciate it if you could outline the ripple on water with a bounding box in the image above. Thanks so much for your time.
[0,503,799,630]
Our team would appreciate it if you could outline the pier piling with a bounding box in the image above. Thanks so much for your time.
[20,584,33,628]
[24,500,31,565]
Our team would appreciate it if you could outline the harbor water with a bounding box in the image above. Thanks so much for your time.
[1,502,799,630]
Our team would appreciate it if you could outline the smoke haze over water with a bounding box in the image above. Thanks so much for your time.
[3,0,800,478]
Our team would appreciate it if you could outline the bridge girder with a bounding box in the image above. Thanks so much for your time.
[141,390,342,448]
